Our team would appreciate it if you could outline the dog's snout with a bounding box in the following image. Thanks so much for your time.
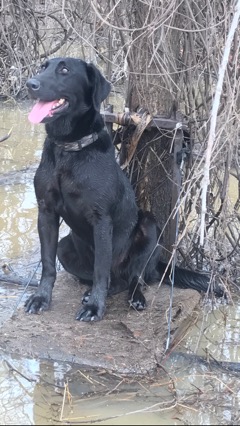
[26,78,40,91]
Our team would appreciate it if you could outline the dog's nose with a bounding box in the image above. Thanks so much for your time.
[26,78,40,91]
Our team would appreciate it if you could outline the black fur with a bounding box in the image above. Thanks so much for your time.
[24,57,223,322]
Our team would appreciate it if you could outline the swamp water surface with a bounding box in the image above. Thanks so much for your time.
[0,104,240,425]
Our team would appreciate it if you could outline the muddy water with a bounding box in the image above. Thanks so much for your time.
[0,105,240,425]
[0,303,240,425]
[0,102,43,262]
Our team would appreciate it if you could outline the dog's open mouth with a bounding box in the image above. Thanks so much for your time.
[28,98,69,124]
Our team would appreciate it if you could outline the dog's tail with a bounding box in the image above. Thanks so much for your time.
[156,261,224,297]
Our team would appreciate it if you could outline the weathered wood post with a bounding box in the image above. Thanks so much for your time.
[101,110,187,262]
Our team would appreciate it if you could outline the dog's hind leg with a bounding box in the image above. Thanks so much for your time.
[128,277,147,310]
[57,233,94,283]
[127,211,161,311]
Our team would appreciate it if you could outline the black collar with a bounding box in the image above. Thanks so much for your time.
[54,132,99,151]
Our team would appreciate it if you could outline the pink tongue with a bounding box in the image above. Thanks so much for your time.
[28,100,57,124]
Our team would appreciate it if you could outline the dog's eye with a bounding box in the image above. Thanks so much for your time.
[37,64,46,74]
[61,67,69,74]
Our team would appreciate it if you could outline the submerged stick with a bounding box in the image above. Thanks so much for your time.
[0,272,39,287]
[0,127,12,143]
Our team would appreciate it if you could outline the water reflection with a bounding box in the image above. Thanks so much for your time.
[0,182,38,260]
[0,347,239,425]
[178,302,240,362]
[0,102,44,260]
[0,357,65,425]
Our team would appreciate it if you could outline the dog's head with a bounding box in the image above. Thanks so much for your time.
[26,57,111,124]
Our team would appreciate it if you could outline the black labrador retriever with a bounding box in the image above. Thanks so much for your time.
[25,57,223,321]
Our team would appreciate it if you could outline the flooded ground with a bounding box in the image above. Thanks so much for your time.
[0,101,42,262]
[1,301,240,425]
[0,104,240,425]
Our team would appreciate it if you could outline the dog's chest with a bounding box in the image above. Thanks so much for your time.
[35,158,97,216]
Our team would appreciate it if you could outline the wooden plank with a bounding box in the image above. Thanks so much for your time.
[101,110,188,131]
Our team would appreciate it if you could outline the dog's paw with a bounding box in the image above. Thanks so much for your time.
[128,292,146,311]
[76,304,105,322]
[25,292,51,314]
[82,290,91,305]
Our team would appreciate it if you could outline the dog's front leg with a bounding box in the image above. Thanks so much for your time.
[25,206,59,314]
[76,216,113,321]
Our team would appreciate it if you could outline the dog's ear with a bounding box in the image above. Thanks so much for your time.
[87,63,111,111]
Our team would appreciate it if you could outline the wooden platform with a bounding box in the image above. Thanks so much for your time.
[0,271,201,374]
